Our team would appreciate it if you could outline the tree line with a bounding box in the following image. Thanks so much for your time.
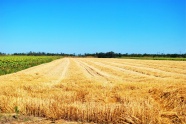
[0,51,186,58]
[81,51,186,58]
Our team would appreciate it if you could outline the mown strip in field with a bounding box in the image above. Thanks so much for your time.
[120,57,186,61]
[0,56,61,76]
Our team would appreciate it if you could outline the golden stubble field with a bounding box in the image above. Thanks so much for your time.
[0,58,185,124]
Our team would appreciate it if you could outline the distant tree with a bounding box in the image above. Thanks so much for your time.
[0,52,6,55]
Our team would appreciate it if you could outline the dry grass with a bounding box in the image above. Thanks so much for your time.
[0,58,185,124]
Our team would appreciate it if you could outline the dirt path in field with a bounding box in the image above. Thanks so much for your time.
[0,58,69,86]
[76,59,115,79]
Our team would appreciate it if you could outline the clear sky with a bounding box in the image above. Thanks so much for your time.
[0,0,185,54]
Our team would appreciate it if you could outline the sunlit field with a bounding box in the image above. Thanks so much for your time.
[0,58,185,123]
[0,56,60,75]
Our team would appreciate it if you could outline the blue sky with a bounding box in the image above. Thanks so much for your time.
[0,0,185,54]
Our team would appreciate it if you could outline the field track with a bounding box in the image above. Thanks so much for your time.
[0,58,186,123]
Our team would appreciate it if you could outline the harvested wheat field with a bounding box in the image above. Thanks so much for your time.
[0,58,185,124]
